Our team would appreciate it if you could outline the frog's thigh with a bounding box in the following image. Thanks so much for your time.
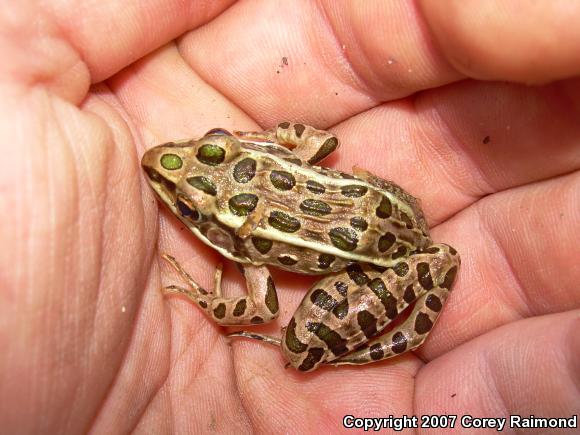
[331,286,450,366]
[237,122,339,164]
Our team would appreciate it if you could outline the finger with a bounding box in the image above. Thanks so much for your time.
[179,0,462,126]
[331,80,580,224]
[418,169,580,361]
[110,45,257,147]
[419,0,580,83]
[416,310,580,420]
[0,0,234,102]
[231,337,422,431]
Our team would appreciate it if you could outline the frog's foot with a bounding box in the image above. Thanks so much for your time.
[162,254,213,295]
[161,255,280,326]
[236,122,339,165]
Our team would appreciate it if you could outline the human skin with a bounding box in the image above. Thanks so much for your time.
[0,0,579,433]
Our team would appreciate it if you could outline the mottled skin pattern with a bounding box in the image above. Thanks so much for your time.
[141,122,460,372]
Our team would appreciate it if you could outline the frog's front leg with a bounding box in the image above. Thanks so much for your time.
[161,255,279,325]
[235,122,339,164]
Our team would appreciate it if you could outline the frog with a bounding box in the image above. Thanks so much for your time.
[141,122,460,372]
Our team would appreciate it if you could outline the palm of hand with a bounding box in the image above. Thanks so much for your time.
[2,1,579,433]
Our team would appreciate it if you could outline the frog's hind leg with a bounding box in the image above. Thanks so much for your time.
[330,270,458,367]
[235,122,339,164]
[161,255,280,326]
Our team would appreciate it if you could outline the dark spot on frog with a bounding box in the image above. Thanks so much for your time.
[329,227,358,251]
[392,261,409,277]
[417,262,434,289]
[285,317,307,353]
[160,153,182,170]
[332,299,349,320]
[317,253,335,269]
[334,281,348,296]
[278,255,298,266]
[306,322,348,356]
[369,343,384,360]
[307,137,338,164]
[306,180,326,194]
[270,170,296,190]
[196,144,225,166]
[391,246,407,259]
[187,176,217,196]
[300,199,332,216]
[346,264,369,285]
[441,266,458,290]
[350,217,368,231]
[357,310,378,338]
[251,237,273,254]
[228,193,258,216]
[392,332,407,353]
[294,124,305,138]
[233,158,257,183]
[310,289,337,311]
[425,294,442,312]
[403,284,415,304]
[265,277,278,314]
[414,312,433,334]
[376,196,392,218]
[268,211,301,233]
[368,278,398,319]
[483,135,490,144]
[400,212,413,229]
[233,299,247,316]
[213,303,226,319]
[298,347,324,371]
[341,185,368,198]
[378,232,396,252]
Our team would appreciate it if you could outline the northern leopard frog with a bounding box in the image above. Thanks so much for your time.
[142,122,460,372]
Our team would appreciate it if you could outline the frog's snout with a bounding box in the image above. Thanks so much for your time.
[140,147,157,171]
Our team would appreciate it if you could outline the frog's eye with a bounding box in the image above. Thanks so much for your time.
[205,128,232,136]
[176,197,201,221]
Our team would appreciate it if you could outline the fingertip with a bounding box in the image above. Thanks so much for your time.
[418,0,580,83]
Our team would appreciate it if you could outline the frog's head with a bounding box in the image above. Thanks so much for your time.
[141,128,242,223]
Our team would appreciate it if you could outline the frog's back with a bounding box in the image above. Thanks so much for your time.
[202,142,432,274]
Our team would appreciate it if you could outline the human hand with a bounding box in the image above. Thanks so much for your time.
[1,1,578,433]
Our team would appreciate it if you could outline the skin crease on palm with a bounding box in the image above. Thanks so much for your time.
[0,0,579,433]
